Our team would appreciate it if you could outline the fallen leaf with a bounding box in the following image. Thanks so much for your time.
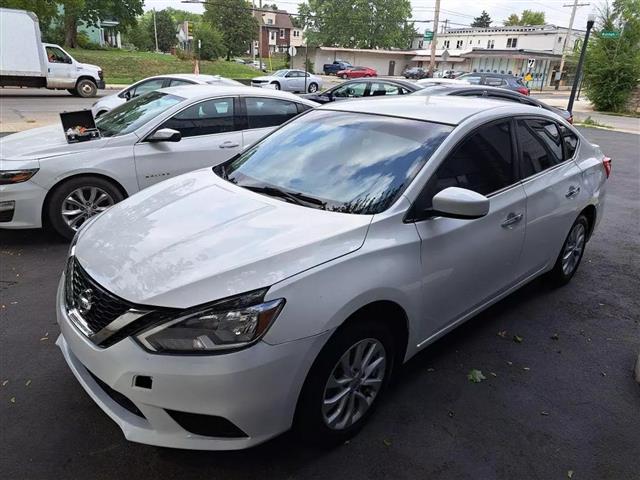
[39,337,48,342]
[343,440,350,445]
[507,361,513,366]
[523,367,530,371]
[497,330,507,338]
[490,372,497,377]
[541,411,549,416]
[447,410,454,418]
[1,380,8,387]
[551,333,559,340]
[467,369,486,383]
[600,371,606,377]
[383,439,391,447]
[568,470,574,479]
[25,380,31,387]
[513,335,524,343]
[426,368,435,372]
[10,397,15,403]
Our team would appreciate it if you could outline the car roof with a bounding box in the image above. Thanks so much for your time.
[463,72,518,78]
[318,95,544,125]
[141,73,226,83]
[156,84,320,106]
[333,78,420,90]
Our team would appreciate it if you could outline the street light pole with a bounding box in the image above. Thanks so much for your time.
[567,13,596,113]
[428,0,441,77]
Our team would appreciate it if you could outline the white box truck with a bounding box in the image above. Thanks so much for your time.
[0,8,105,97]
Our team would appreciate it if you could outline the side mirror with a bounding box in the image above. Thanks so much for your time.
[431,187,489,219]
[147,128,181,143]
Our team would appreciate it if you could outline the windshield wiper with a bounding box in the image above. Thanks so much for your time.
[244,185,326,209]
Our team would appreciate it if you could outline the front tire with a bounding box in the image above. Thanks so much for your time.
[46,176,124,240]
[308,82,318,93]
[74,79,98,98]
[548,214,589,286]
[295,318,395,446]
[271,82,281,90]
[341,74,348,79]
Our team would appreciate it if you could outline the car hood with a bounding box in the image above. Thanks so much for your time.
[79,62,101,72]
[75,169,372,308]
[0,125,111,161]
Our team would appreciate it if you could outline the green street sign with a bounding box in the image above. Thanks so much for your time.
[601,31,620,38]
[423,30,434,41]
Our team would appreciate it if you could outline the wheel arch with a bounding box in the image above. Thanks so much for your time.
[41,173,129,227]
[581,204,597,240]
[75,75,98,87]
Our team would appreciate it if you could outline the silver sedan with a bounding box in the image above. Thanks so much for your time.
[251,69,323,93]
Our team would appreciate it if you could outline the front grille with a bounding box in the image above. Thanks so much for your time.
[65,257,132,334]
[88,370,146,419]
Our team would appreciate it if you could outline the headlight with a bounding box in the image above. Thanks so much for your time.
[0,169,39,185]
[136,289,285,354]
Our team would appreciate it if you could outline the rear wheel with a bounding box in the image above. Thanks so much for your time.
[295,318,395,446]
[46,176,124,240]
[308,82,318,93]
[74,79,98,98]
[548,214,589,286]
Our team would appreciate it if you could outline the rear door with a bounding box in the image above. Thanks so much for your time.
[133,96,242,189]
[515,117,585,277]
[413,119,527,338]
[240,96,302,147]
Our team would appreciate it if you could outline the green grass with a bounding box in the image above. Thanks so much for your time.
[577,116,613,129]
[68,48,260,84]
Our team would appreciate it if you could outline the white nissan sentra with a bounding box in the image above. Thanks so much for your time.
[0,85,317,239]
[56,96,610,450]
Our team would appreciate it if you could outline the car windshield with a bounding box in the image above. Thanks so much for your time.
[96,91,184,137]
[216,110,453,214]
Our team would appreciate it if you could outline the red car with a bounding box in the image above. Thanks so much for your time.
[336,66,377,79]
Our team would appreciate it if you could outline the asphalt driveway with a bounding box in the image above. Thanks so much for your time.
[0,128,638,480]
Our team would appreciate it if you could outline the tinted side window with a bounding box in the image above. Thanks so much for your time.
[297,103,313,114]
[246,97,299,129]
[421,120,515,207]
[332,82,367,98]
[559,124,579,158]
[131,78,166,98]
[161,97,235,137]
[168,79,195,87]
[486,77,506,87]
[368,83,401,96]
[517,119,563,177]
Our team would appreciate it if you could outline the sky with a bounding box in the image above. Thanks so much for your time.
[143,0,596,32]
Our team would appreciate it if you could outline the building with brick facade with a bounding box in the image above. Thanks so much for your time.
[252,9,304,57]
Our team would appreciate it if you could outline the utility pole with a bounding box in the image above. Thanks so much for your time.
[442,19,448,34]
[258,0,263,70]
[153,9,159,52]
[557,1,590,89]
[567,14,595,113]
[428,0,441,77]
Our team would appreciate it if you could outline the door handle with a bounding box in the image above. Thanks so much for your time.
[218,141,239,149]
[501,212,523,228]
[566,186,581,198]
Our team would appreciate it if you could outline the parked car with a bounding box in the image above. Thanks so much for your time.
[403,66,428,79]
[91,74,243,117]
[337,66,377,79]
[457,72,530,95]
[411,84,573,123]
[435,70,467,79]
[415,78,470,87]
[251,69,323,93]
[0,8,104,97]
[302,78,421,104]
[323,60,353,75]
[56,95,609,450]
[0,86,318,239]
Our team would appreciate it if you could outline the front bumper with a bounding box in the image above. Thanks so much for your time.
[55,276,330,450]
[97,79,106,89]
[0,180,48,229]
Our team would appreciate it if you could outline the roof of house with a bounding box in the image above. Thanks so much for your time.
[255,9,294,29]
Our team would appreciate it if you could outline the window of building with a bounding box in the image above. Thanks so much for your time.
[443,40,450,49]
[279,29,285,39]
[487,39,495,49]
[477,39,481,45]
[270,31,276,41]
[456,40,464,49]
[506,38,517,48]
[267,18,273,25]
[558,36,563,43]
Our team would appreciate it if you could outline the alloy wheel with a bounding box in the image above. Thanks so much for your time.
[321,338,386,430]
[561,223,586,275]
[61,186,114,231]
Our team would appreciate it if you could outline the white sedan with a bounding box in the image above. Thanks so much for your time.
[91,74,244,117]
[251,69,323,93]
[56,96,609,450]
[0,85,318,239]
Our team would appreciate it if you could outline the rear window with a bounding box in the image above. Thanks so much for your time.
[560,124,579,158]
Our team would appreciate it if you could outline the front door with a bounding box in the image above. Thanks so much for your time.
[133,96,241,189]
[413,119,527,341]
[515,118,585,277]
[45,46,74,88]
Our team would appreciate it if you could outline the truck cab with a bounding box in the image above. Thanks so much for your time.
[42,43,105,96]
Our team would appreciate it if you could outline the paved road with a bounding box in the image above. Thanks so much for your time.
[1,128,639,480]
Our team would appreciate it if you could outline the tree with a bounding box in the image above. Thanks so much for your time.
[471,10,492,28]
[0,0,59,28]
[203,0,258,59]
[298,0,416,49]
[504,10,545,26]
[583,0,640,111]
[164,7,201,24]
[126,12,154,51]
[195,22,225,60]
[151,9,177,52]
[60,0,144,48]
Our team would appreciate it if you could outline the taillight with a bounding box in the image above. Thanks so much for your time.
[602,156,612,178]
[516,86,530,96]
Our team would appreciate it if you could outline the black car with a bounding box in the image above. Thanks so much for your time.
[457,72,530,95]
[302,78,422,104]
[411,84,573,123]
[403,67,428,79]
